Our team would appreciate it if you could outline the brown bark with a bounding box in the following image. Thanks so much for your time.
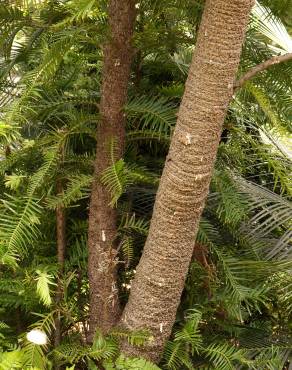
[56,181,66,270]
[54,180,66,348]
[120,0,255,362]
[87,0,136,340]
[234,52,292,90]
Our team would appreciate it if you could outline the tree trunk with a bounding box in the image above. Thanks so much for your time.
[120,0,255,362]
[87,0,136,340]
[54,180,66,348]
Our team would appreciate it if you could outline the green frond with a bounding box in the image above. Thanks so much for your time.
[53,343,89,364]
[64,0,106,23]
[196,218,222,248]
[119,213,149,236]
[127,130,170,144]
[126,163,159,186]
[101,159,129,206]
[35,269,55,307]
[26,37,74,86]
[121,236,134,268]
[216,251,268,318]
[0,277,27,308]
[174,309,202,352]
[249,346,289,370]
[245,82,290,134]
[163,341,194,370]
[46,174,92,209]
[0,147,59,265]
[27,148,58,197]
[0,322,9,331]
[91,329,118,360]
[113,354,161,370]
[101,155,158,207]
[159,83,185,98]
[236,179,292,259]
[238,322,292,352]
[0,349,24,370]
[53,331,117,365]
[171,47,193,75]
[0,121,20,146]
[210,171,249,227]
[0,194,43,263]
[22,341,47,369]
[66,366,75,370]
[30,311,57,336]
[204,342,246,370]
[126,187,157,217]
[251,1,292,54]
[67,236,87,269]
[218,121,292,194]
[273,273,292,315]
[126,96,177,139]
[4,174,26,191]
[5,35,75,124]
[110,328,150,347]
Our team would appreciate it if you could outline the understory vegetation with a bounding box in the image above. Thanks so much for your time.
[0,0,291,369]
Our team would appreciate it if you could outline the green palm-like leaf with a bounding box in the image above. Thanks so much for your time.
[236,178,292,260]
[126,96,177,139]
[46,174,92,209]
[204,342,246,370]
[252,1,292,54]
[114,354,161,370]
[35,270,55,307]
[0,195,42,263]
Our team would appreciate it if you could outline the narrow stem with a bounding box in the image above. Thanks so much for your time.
[54,179,66,348]
[234,52,292,90]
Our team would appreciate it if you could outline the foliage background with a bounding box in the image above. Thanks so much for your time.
[0,0,291,368]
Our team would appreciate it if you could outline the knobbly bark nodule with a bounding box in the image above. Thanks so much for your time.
[87,0,136,341]
[120,0,255,362]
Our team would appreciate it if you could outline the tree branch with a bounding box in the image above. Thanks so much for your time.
[234,52,292,91]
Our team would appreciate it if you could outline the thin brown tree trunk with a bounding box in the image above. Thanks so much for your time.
[120,0,255,362]
[54,180,66,348]
[87,0,136,341]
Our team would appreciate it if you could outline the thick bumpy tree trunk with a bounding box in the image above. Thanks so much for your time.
[88,0,136,340]
[120,0,255,362]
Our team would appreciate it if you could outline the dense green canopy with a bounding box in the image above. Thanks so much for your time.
[0,0,291,369]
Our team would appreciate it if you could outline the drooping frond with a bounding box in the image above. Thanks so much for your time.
[0,194,42,264]
[22,341,47,369]
[113,355,161,370]
[53,329,117,366]
[101,139,158,206]
[35,269,55,307]
[204,342,246,370]
[0,349,24,370]
[101,158,129,206]
[251,1,292,54]
[210,171,249,227]
[121,236,135,268]
[126,96,177,139]
[46,174,92,209]
[118,213,149,236]
[235,178,292,257]
[27,148,58,197]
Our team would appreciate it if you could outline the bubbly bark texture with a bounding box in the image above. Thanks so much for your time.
[120,0,255,362]
[88,0,136,340]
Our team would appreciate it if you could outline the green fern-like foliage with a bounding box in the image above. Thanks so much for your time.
[0,1,291,370]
